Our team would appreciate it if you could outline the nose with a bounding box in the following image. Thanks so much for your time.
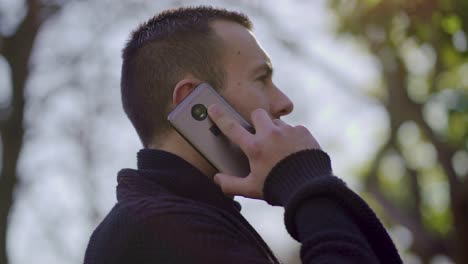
[271,86,294,118]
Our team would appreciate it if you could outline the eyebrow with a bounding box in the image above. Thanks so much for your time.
[251,61,273,78]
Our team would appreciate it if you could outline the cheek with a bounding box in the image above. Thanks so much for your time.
[223,87,269,122]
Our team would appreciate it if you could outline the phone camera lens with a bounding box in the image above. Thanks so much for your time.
[191,104,208,121]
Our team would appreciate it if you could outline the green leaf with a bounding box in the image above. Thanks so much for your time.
[442,14,462,34]
[364,0,381,8]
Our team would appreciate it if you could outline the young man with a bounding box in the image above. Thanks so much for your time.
[84,6,402,264]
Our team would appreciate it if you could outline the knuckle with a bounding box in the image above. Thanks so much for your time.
[251,108,264,119]
[280,124,294,134]
[246,140,262,159]
[252,108,263,115]
[224,120,236,132]
[269,127,283,138]
[244,179,262,198]
[295,125,309,134]
[246,188,262,199]
[274,119,285,127]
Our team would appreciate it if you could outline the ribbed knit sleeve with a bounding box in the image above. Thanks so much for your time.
[263,149,333,206]
[263,149,402,264]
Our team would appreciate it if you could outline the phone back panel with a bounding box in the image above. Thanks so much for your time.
[167,83,252,177]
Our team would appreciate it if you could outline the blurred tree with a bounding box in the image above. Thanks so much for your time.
[0,0,63,263]
[328,0,468,263]
[7,0,468,263]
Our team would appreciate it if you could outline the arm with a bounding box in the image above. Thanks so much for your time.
[208,105,402,264]
[264,149,401,263]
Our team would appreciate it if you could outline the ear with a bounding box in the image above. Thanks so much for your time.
[172,78,201,106]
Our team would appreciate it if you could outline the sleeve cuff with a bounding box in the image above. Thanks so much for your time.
[263,149,333,206]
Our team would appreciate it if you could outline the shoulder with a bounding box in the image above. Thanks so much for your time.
[85,196,215,261]
[86,194,269,264]
[84,203,141,264]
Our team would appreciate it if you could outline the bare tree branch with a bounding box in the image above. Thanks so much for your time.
[0,0,65,263]
[326,0,467,261]
[417,114,459,186]
[27,196,79,262]
[364,138,449,261]
[0,34,4,56]
[360,91,450,261]
[378,44,461,197]
[376,47,462,262]
[368,180,449,260]
[71,115,103,224]
[408,168,422,223]
[387,53,467,262]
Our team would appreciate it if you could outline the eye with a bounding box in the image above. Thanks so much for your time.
[256,74,268,83]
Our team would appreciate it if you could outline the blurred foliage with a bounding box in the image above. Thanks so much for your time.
[328,0,468,263]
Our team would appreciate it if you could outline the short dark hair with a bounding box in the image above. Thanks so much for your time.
[121,6,252,147]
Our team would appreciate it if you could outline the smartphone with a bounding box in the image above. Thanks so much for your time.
[167,83,253,177]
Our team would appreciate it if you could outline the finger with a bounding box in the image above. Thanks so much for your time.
[250,109,274,134]
[208,104,252,148]
[272,118,287,127]
[214,173,260,199]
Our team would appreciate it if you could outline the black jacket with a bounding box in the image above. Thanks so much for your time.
[84,149,401,263]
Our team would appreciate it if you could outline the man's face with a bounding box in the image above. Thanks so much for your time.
[211,20,294,122]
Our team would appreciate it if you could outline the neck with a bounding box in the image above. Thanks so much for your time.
[150,131,218,178]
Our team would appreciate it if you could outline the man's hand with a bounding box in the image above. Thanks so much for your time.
[208,104,321,200]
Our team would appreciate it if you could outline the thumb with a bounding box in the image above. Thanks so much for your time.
[213,173,248,197]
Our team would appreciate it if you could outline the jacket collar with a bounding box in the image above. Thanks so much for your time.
[117,149,241,212]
